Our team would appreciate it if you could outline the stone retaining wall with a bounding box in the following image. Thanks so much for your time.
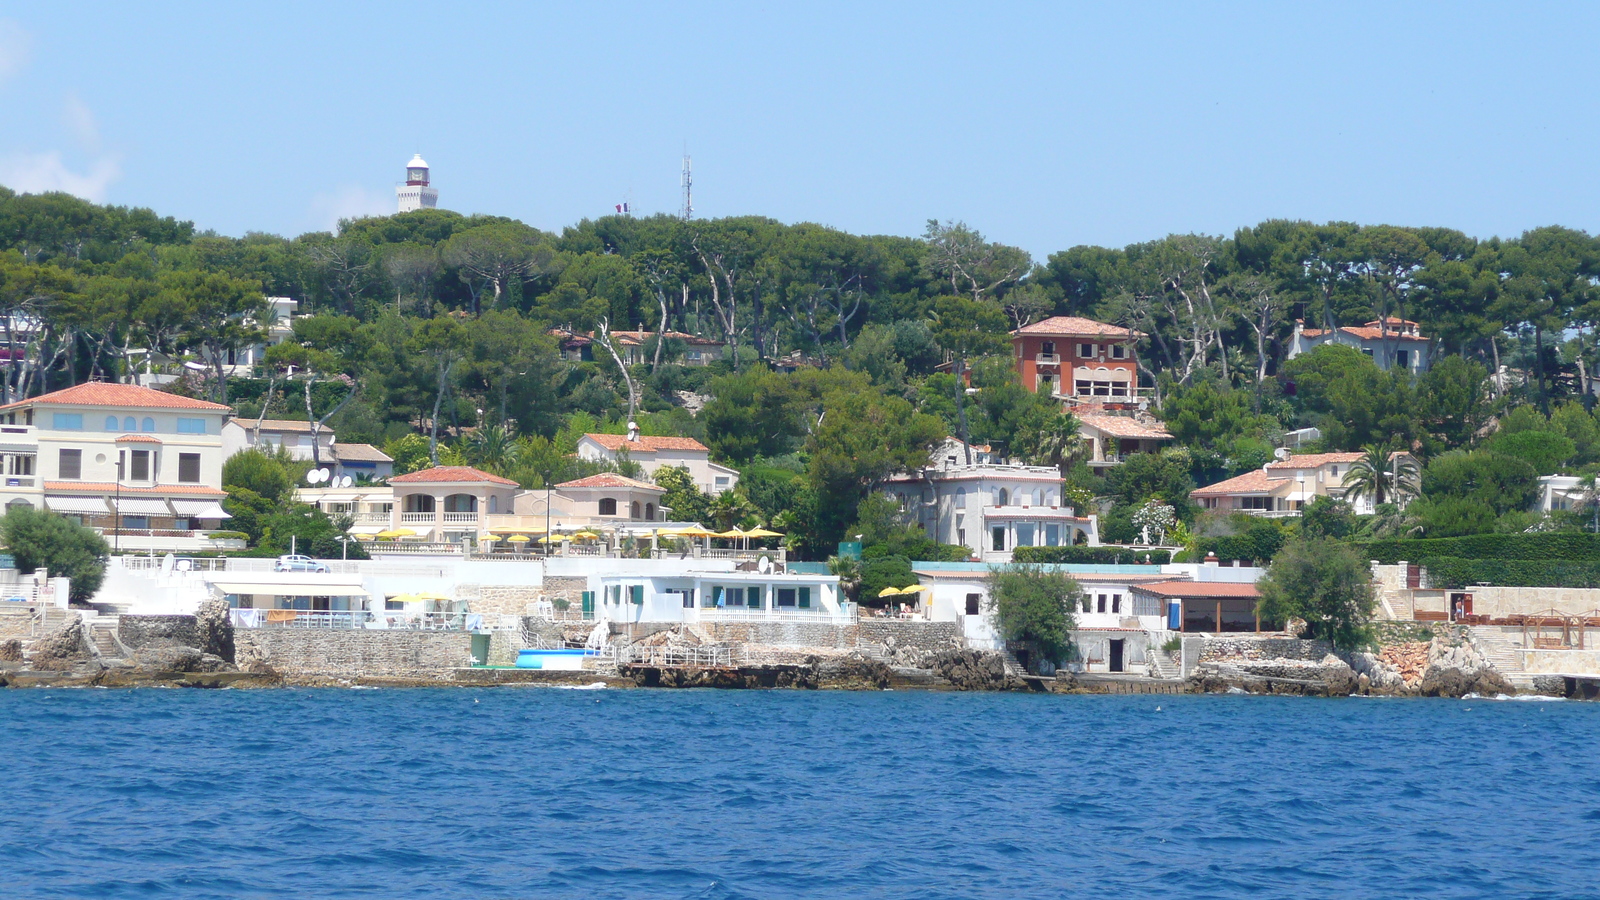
[119,615,200,650]
[235,630,474,679]
[1198,636,1332,662]
[457,584,542,619]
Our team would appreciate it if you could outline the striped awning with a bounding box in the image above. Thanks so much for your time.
[44,496,109,514]
[172,500,232,519]
[114,498,171,515]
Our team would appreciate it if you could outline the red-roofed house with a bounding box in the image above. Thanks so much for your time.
[0,382,235,551]
[1011,316,1147,408]
[1288,317,1432,372]
[388,466,518,543]
[1191,450,1417,516]
[576,424,739,495]
[1129,580,1274,633]
[1077,413,1174,470]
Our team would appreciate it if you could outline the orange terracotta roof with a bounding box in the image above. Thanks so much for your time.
[44,482,227,496]
[1013,316,1141,338]
[1129,580,1261,599]
[0,382,232,412]
[1077,414,1173,440]
[555,473,664,491]
[114,434,162,443]
[250,419,319,433]
[388,466,517,486]
[1266,452,1364,470]
[1189,469,1289,497]
[582,433,709,453]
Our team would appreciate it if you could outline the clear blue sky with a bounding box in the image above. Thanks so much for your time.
[2,2,1596,259]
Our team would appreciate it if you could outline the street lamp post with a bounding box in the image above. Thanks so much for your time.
[114,455,123,554]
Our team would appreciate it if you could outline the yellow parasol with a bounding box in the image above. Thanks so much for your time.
[672,525,718,538]
[877,586,904,598]
[743,527,783,538]
[715,528,747,539]
[353,533,374,542]
[387,593,421,605]
[573,531,600,540]
[375,528,415,539]
[506,534,531,543]
[900,585,928,594]
[537,534,569,544]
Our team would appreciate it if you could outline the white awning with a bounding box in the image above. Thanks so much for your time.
[189,503,230,519]
[169,499,210,514]
[208,576,368,597]
[348,525,386,536]
[115,498,171,515]
[45,496,109,514]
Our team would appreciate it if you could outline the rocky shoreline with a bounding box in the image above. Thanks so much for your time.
[0,607,1584,697]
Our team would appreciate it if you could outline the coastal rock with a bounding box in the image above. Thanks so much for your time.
[925,649,1028,691]
[130,646,233,674]
[1190,654,1358,696]
[813,653,891,690]
[0,639,21,662]
[194,597,235,663]
[1417,636,1514,698]
[28,618,93,671]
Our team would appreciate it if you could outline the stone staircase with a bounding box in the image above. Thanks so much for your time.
[1468,626,1535,689]
[85,618,122,659]
[1147,648,1181,680]
[999,650,1027,678]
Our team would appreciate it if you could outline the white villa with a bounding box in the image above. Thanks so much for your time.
[1287,317,1432,373]
[575,425,739,495]
[881,439,1099,562]
[0,382,234,551]
[221,418,392,481]
[1077,413,1174,471]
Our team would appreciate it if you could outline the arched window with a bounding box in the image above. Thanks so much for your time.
[631,501,641,519]
[1034,489,1044,507]
[123,416,136,432]
[599,497,617,516]
[645,502,655,520]
[955,487,967,507]
[997,488,1009,506]
[142,417,155,432]
[105,416,119,431]
[488,495,499,513]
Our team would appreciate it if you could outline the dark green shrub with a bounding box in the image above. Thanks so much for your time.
[1012,546,1171,565]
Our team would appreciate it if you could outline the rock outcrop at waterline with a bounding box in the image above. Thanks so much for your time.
[1417,638,1514,698]
[925,649,1032,692]
[28,619,93,671]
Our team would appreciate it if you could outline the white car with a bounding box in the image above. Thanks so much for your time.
[273,554,330,573]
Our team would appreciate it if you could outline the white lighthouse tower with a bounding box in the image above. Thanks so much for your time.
[395,154,439,213]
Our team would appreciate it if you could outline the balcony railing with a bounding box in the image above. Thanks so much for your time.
[228,609,478,631]
[400,512,435,523]
[350,511,389,524]
[1034,353,1061,365]
[2,476,34,488]
[441,511,479,523]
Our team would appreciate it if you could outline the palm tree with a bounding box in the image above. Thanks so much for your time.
[463,424,519,475]
[827,555,862,604]
[1342,443,1420,508]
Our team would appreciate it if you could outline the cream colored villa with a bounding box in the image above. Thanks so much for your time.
[0,382,234,550]
[575,425,739,495]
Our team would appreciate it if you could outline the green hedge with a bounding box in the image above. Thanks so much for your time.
[1012,546,1171,565]
[1199,530,1286,564]
[1420,556,1600,589]
[1357,533,1600,564]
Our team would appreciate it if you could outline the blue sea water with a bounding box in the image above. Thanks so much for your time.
[1,689,1597,900]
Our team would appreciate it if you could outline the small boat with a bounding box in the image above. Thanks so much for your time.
[515,648,597,671]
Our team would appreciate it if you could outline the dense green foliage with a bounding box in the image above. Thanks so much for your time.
[1417,557,1600,589]
[1011,546,1172,565]
[1197,522,1287,565]
[1357,533,1600,564]
[985,564,1082,669]
[0,506,109,602]
[12,187,1600,565]
[1256,536,1378,650]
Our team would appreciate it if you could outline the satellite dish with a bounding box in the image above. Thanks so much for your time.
[317,467,331,483]
[340,476,353,488]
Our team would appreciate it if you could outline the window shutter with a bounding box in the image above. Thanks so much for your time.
[630,584,644,604]
[799,587,811,609]
[581,591,594,614]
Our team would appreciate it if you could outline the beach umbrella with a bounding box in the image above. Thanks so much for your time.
[537,534,568,544]
[374,528,414,539]
[387,593,421,605]
[573,530,600,540]
[353,533,374,542]
[900,585,928,594]
[715,529,747,539]
[877,586,904,598]
[743,527,782,538]
[506,534,531,543]
[673,525,718,537]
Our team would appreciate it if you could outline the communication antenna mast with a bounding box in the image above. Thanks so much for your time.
[680,153,693,220]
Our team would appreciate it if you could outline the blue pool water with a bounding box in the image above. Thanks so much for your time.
[1,688,1597,899]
